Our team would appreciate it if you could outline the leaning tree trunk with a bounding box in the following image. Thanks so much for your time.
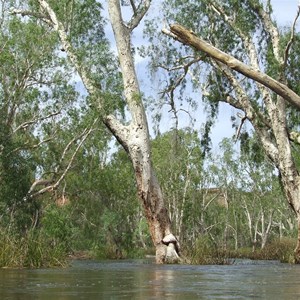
[107,0,180,263]
[36,0,180,263]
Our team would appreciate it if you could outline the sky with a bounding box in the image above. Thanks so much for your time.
[104,0,300,152]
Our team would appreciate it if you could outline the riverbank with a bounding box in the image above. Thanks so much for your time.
[0,231,297,269]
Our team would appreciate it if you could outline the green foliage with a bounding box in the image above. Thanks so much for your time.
[151,128,203,236]
[0,228,68,268]
[227,238,296,263]
[1,0,299,268]
[189,235,229,265]
[62,144,152,259]
[41,205,73,249]
[0,0,125,268]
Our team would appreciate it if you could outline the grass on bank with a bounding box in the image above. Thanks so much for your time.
[186,236,296,265]
[0,229,68,268]
[0,229,297,268]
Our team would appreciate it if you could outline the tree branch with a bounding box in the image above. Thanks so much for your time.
[283,4,300,69]
[235,113,247,142]
[250,2,282,63]
[129,0,137,14]
[27,121,97,199]
[11,8,51,24]
[212,60,278,163]
[127,0,151,30]
[13,111,60,133]
[36,0,100,100]
[163,24,300,110]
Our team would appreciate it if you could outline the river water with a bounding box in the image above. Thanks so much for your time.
[1,259,300,299]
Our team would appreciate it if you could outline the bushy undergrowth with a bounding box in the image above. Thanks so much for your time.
[226,238,296,263]
[185,236,296,265]
[90,242,151,260]
[0,229,69,268]
[0,205,73,268]
[186,236,231,265]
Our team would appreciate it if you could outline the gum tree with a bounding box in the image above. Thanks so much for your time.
[0,1,86,232]
[16,0,180,263]
[147,0,300,261]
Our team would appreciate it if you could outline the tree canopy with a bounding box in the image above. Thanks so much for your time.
[1,0,300,266]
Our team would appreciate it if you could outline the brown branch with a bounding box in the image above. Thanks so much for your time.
[235,113,247,142]
[129,0,137,14]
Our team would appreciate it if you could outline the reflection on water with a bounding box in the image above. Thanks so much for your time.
[1,259,300,299]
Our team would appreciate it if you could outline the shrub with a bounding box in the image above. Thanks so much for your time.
[188,235,230,265]
[0,228,68,268]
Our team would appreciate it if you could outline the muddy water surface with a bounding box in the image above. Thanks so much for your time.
[0,259,300,299]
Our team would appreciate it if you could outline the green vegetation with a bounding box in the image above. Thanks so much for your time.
[1,0,300,267]
[186,236,296,265]
[0,128,297,267]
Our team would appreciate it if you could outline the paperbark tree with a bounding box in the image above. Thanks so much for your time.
[161,1,300,261]
[29,0,179,263]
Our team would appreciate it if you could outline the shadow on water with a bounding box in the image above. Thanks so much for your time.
[1,259,300,299]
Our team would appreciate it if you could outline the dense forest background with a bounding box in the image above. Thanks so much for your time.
[1,0,299,267]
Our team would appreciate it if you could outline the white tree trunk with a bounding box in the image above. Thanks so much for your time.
[36,0,180,263]
[107,0,180,263]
